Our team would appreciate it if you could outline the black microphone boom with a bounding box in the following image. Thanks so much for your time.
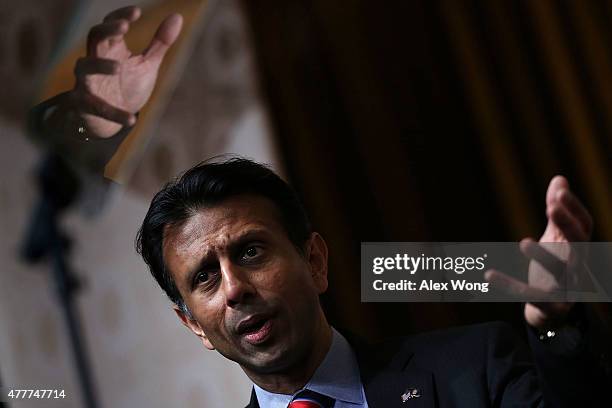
[20,153,99,408]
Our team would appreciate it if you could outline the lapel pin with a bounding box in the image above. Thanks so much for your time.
[401,387,421,402]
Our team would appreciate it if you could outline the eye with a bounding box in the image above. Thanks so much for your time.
[194,271,209,285]
[241,245,262,261]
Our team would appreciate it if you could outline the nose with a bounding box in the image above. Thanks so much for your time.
[220,260,256,307]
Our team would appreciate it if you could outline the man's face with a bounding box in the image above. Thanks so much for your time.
[163,194,329,374]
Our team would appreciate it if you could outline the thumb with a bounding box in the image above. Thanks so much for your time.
[143,13,184,63]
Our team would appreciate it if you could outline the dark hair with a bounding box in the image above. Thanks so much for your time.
[135,157,311,310]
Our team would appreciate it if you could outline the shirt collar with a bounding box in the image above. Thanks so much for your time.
[254,328,364,407]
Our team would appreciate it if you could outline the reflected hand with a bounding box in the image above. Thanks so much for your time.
[67,6,183,137]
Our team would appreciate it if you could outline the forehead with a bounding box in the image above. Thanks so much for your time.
[162,194,287,256]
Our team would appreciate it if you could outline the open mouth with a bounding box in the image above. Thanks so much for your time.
[237,315,273,345]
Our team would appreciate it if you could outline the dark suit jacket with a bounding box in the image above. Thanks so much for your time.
[246,322,608,408]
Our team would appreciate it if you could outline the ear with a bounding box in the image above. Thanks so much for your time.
[173,305,215,350]
[306,232,329,294]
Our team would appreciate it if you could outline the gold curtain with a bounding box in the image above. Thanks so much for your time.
[242,0,612,337]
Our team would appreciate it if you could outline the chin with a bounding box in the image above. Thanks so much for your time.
[239,342,302,374]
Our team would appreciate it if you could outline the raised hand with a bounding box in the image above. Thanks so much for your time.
[68,6,183,137]
[486,176,593,329]
[523,176,592,328]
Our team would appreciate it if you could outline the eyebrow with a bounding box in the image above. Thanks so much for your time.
[184,228,270,290]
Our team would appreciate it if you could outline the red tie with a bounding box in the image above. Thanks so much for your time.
[287,390,334,408]
[288,402,322,408]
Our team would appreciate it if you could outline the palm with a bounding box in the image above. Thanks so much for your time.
[527,207,568,291]
[91,46,159,113]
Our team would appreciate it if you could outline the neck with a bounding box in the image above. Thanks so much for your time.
[245,315,333,394]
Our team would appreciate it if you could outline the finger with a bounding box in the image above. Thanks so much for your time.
[525,302,574,329]
[75,92,136,126]
[74,57,119,77]
[143,13,183,62]
[87,20,129,56]
[547,202,589,241]
[546,175,569,207]
[556,188,593,237]
[520,238,567,281]
[103,6,141,23]
[527,301,573,319]
[484,269,564,302]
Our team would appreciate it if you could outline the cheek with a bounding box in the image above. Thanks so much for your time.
[265,258,309,287]
[261,259,317,306]
[190,297,226,335]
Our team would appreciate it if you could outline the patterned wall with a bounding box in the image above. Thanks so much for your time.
[0,0,276,406]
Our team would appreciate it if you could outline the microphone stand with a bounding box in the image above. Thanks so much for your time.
[20,153,99,408]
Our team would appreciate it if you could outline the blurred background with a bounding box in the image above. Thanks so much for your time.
[1,0,611,406]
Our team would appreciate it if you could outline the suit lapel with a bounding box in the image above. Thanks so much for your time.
[361,361,436,408]
[349,335,436,408]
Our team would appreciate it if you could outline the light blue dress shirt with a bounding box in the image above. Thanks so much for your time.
[254,328,369,408]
